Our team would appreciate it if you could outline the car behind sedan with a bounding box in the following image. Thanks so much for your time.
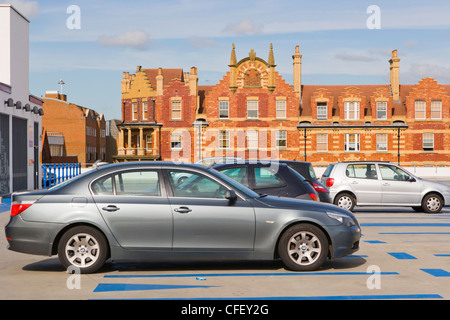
[5,162,360,273]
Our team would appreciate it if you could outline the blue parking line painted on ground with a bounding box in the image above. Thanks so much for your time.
[434,254,450,257]
[421,269,450,277]
[104,271,399,279]
[380,232,450,235]
[364,240,386,244]
[128,294,443,300]
[388,252,417,260]
[93,283,218,293]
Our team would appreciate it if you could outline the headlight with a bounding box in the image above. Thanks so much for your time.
[327,211,356,227]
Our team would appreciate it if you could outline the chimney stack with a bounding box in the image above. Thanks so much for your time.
[292,45,302,99]
[156,67,164,96]
[389,50,400,102]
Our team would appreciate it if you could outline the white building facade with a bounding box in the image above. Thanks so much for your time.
[0,5,44,195]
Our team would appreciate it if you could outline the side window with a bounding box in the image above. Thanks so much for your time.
[218,167,249,187]
[168,170,227,199]
[379,164,410,181]
[254,167,286,188]
[346,164,378,179]
[115,170,161,196]
[91,175,113,195]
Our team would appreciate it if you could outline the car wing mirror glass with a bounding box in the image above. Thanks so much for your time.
[408,177,416,182]
[225,190,237,201]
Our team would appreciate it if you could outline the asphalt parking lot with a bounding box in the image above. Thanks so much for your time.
[1,187,450,302]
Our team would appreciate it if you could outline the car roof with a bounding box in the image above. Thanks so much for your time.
[212,161,289,168]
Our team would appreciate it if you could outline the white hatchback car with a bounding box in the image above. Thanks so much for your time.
[321,161,450,213]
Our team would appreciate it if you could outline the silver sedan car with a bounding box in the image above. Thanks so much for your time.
[6,162,360,274]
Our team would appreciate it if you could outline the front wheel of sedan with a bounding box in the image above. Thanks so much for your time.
[278,224,329,271]
[421,193,444,214]
[58,226,108,274]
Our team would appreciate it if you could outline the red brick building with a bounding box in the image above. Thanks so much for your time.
[117,45,450,166]
[41,91,106,166]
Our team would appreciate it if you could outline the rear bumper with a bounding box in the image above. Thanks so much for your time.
[5,215,63,256]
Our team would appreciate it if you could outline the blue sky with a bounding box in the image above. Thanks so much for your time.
[3,0,450,120]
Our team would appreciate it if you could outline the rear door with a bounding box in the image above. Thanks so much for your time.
[91,169,173,250]
[345,163,382,205]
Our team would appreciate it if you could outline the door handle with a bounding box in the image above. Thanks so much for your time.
[174,206,192,214]
[383,183,390,186]
[351,181,358,184]
[102,205,120,212]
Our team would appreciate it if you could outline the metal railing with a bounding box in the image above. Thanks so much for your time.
[42,163,82,189]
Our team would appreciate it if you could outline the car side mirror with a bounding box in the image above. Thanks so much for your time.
[225,190,237,202]
[408,177,416,182]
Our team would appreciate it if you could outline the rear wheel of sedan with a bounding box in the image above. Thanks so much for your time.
[421,193,443,214]
[278,224,328,271]
[334,193,356,211]
[58,226,108,274]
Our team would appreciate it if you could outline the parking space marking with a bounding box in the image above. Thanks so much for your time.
[388,252,417,260]
[380,232,450,235]
[361,223,450,227]
[434,254,450,257]
[93,283,218,292]
[134,294,443,300]
[364,240,386,244]
[421,269,450,277]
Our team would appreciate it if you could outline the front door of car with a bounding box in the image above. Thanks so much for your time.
[165,169,255,251]
[345,163,382,205]
[91,169,173,250]
[378,164,421,205]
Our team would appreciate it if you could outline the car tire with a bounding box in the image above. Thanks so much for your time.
[58,226,108,274]
[278,224,328,271]
[411,206,423,212]
[334,193,356,211]
[421,193,444,214]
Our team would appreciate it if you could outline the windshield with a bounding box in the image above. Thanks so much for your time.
[208,168,260,198]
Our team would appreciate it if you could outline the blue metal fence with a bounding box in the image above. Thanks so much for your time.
[42,163,82,189]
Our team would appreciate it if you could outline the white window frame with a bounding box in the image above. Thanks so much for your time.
[376,133,388,152]
[345,133,360,152]
[132,102,138,121]
[276,100,286,119]
[415,101,426,120]
[142,101,148,120]
[344,101,360,120]
[219,130,230,149]
[247,100,258,119]
[317,102,327,120]
[316,133,328,152]
[376,101,387,120]
[275,130,287,149]
[171,100,182,120]
[423,133,434,151]
[247,130,258,150]
[431,101,442,120]
[170,133,182,150]
[219,100,229,119]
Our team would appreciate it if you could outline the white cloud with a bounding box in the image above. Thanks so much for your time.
[3,0,39,19]
[407,63,450,83]
[97,30,152,50]
[188,36,218,49]
[223,18,264,35]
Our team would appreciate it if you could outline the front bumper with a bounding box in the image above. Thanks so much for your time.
[5,215,63,256]
[329,224,361,259]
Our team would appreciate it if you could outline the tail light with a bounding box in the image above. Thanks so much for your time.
[10,201,35,217]
[326,178,335,187]
[313,182,327,192]
[309,193,319,201]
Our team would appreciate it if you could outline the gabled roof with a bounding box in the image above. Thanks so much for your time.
[143,68,184,88]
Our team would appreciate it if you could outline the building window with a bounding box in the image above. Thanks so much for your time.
[50,145,64,157]
[376,133,388,152]
[171,100,182,120]
[276,100,286,119]
[146,135,152,151]
[132,102,138,121]
[247,130,258,150]
[219,100,229,119]
[317,102,327,120]
[423,133,434,151]
[219,130,230,149]
[171,133,182,150]
[276,130,287,149]
[376,102,387,120]
[317,133,328,152]
[415,101,426,120]
[431,101,442,120]
[344,102,360,120]
[247,100,258,119]
[142,101,148,120]
[345,133,360,152]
